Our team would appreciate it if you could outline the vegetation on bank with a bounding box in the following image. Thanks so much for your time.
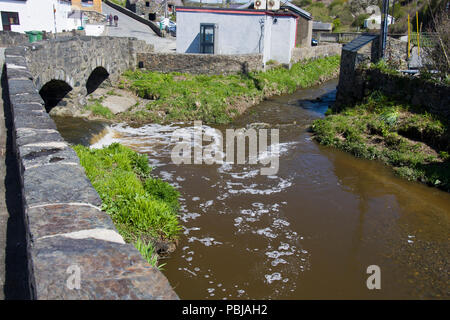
[73,143,181,268]
[107,0,126,7]
[312,91,450,191]
[114,55,340,125]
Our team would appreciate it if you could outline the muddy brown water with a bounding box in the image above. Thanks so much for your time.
[53,79,450,299]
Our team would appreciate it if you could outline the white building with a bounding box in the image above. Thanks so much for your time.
[364,13,394,30]
[176,6,299,64]
[0,0,80,33]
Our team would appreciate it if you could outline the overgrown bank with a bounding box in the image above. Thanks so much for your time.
[73,143,181,268]
[312,92,450,191]
[102,55,341,125]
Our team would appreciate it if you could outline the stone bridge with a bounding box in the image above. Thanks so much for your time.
[20,36,153,113]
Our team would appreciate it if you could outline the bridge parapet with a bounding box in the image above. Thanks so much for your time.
[3,39,178,299]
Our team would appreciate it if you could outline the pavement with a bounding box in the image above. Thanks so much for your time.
[102,2,176,53]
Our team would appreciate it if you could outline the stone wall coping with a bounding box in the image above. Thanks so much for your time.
[3,39,178,300]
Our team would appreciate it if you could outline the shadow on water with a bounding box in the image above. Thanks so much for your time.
[2,65,32,299]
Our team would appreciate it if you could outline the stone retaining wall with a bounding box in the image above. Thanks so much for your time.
[3,45,178,299]
[335,35,449,120]
[0,31,28,48]
[291,43,342,63]
[353,68,450,120]
[137,52,263,75]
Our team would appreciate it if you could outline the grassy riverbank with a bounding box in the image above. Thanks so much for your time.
[113,55,340,125]
[73,143,181,268]
[312,92,450,191]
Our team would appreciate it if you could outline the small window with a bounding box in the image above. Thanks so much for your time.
[200,24,215,54]
[146,1,150,7]
[1,11,20,26]
[81,0,94,7]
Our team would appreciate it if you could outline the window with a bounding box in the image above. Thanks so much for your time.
[200,24,215,54]
[1,11,20,26]
[146,1,150,7]
[81,0,94,7]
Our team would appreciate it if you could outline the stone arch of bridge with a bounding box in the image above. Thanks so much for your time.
[39,79,73,113]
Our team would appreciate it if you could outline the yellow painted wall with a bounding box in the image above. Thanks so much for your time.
[71,0,102,13]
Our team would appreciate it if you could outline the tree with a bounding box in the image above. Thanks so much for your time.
[423,1,449,79]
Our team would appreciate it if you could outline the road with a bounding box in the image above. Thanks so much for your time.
[102,2,176,53]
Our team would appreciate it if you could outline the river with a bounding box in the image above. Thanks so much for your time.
[53,79,450,299]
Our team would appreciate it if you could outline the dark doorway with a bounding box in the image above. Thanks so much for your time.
[200,24,215,54]
[86,67,109,95]
[39,80,73,113]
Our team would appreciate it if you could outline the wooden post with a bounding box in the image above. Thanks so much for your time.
[416,11,420,57]
[407,14,411,59]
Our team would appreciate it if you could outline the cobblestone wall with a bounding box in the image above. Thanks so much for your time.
[137,52,263,75]
[291,43,342,63]
[3,43,178,300]
[0,31,28,48]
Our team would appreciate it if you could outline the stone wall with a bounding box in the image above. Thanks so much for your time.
[3,45,179,299]
[385,37,408,69]
[0,31,28,48]
[335,35,449,120]
[137,52,263,75]
[291,43,342,63]
[336,36,410,108]
[351,68,450,120]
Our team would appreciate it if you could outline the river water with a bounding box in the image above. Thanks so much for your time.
[53,79,449,299]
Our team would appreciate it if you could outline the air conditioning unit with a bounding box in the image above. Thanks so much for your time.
[254,0,266,10]
[267,0,280,11]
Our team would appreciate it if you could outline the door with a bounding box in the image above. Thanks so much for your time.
[200,24,215,54]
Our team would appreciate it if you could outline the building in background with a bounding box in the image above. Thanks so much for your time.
[176,5,299,64]
[126,0,182,20]
[0,0,80,33]
[238,1,313,47]
[71,0,102,13]
[364,12,394,30]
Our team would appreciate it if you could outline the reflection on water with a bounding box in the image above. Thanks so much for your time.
[53,79,450,299]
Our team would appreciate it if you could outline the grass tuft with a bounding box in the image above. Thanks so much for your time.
[73,143,181,245]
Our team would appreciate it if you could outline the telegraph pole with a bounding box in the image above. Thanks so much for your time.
[380,0,390,58]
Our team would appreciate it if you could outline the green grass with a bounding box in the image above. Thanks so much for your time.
[73,143,182,262]
[120,55,341,125]
[311,92,450,191]
[108,0,126,7]
[84,100,114,119]
[135,238,166,270]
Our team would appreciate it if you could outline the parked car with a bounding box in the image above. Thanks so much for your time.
[160,18,176,37]
[311,38,319,46]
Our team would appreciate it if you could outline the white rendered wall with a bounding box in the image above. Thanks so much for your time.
[0,0,79,33]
